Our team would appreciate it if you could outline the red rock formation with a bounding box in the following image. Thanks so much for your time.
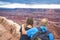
[0,9,60,40]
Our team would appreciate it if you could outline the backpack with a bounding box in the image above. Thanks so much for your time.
[31,27,50,40]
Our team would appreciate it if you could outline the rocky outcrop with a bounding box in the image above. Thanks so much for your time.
[0,16,21,40]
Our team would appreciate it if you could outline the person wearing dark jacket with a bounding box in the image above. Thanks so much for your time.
[20,18,34,40]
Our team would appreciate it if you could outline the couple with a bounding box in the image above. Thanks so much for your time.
[20,18,54,40]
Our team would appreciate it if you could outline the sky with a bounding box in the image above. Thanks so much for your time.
[0,0,60,4]
[0,0,60,8]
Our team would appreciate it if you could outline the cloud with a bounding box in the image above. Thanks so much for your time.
[0,1,60,9]
[0,1,11,5]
